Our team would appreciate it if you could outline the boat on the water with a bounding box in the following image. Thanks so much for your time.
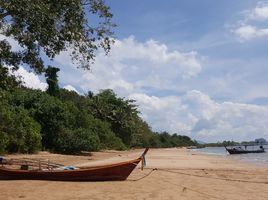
[0,148,149,181]
[225,145,265,154]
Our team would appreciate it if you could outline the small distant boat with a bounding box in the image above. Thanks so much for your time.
[225,145,265,155]
[0,148,149,181]
[186,146,197,149]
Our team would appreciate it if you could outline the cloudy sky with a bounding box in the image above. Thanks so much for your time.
[12,0,268,142]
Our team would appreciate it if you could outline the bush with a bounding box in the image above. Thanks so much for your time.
[0,131,8,154]
[76,112,126,150]
[54,128,100,154]
[0,105,41,153]
[88,118,126,150]
[31,95,77,149]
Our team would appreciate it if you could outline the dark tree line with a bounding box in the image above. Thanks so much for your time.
[0,83,196,154]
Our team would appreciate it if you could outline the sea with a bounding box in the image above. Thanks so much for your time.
[191,145,268,167]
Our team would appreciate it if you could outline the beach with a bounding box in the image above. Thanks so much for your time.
[1,148,268,200]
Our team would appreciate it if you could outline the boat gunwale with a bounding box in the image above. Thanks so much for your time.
[0,157,142,173]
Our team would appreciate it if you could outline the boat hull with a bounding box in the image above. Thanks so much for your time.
[0,158,141,181]
[226,149,265,154]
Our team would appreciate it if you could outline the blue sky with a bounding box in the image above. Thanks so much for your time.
[106,0,268,103]
[11,0,268,142]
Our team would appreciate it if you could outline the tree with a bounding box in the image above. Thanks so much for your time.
[0,104,42,153]
[32,96,77,149]
[45,66,60,97]
[158,132,173,148]
[91,89,139,146]
[0,65,21,90]
[0,0,115,75]
[54,128,100,154]
[0,40,21,90]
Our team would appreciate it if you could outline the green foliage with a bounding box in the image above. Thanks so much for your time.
[59,88,91,112]
[54,128,100,154]
[129,118,153,147]
[87,117,126,150]
[152,132,196,148]
[0,131,8,154]
[0,39,21,90]
[71,106,126,150]
[32,96,78,149]
[7,88,77,149]
[158,132,173,148]
[148,133,161,148]
[0,0,115,73]
[0,0,115,96]
[170,134,196,147]
[0,86,198,154]
[45,66,60,97]
[0,65,21,91]
[90,89,139,146]
[0,102,41,153]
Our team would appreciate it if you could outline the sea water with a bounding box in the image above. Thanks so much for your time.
[192,145,268,167]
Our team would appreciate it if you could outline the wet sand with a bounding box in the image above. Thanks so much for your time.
[1,148,268,200]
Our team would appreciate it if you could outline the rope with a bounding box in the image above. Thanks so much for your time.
[148,167,268,184]
[129,167,265,200]
[138,167,259,173]
[156,172,227,200]
[128,168,157,181]
[128,168,242,200]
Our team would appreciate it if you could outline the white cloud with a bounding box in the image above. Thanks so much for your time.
[235,25,268,40]
[12,67,47,91]
[111,36,202,79]
[0,34,22,51]
[55,36,202,96]
[128,93,194,134]
[128,90,268,142]
[1,35,47,91]
[63,85,79,93]
[233,2,268,40]
[235,25,257,40]
[249,3,268,20]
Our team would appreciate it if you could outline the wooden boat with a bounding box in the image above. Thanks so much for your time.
[0,148,149,181]
[225,145,265,154]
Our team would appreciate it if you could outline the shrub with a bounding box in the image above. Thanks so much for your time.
[54,128,100,154]
[0,105,41,153]
[0,131,8,154]
[88,118,126,150]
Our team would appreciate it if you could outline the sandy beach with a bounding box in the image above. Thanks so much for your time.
[1,148,268,200]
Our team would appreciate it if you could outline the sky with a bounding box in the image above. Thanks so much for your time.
[7,0,268,142]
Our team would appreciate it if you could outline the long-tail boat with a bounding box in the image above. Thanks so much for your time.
[225,145,265,154]
[0,148,149,181]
